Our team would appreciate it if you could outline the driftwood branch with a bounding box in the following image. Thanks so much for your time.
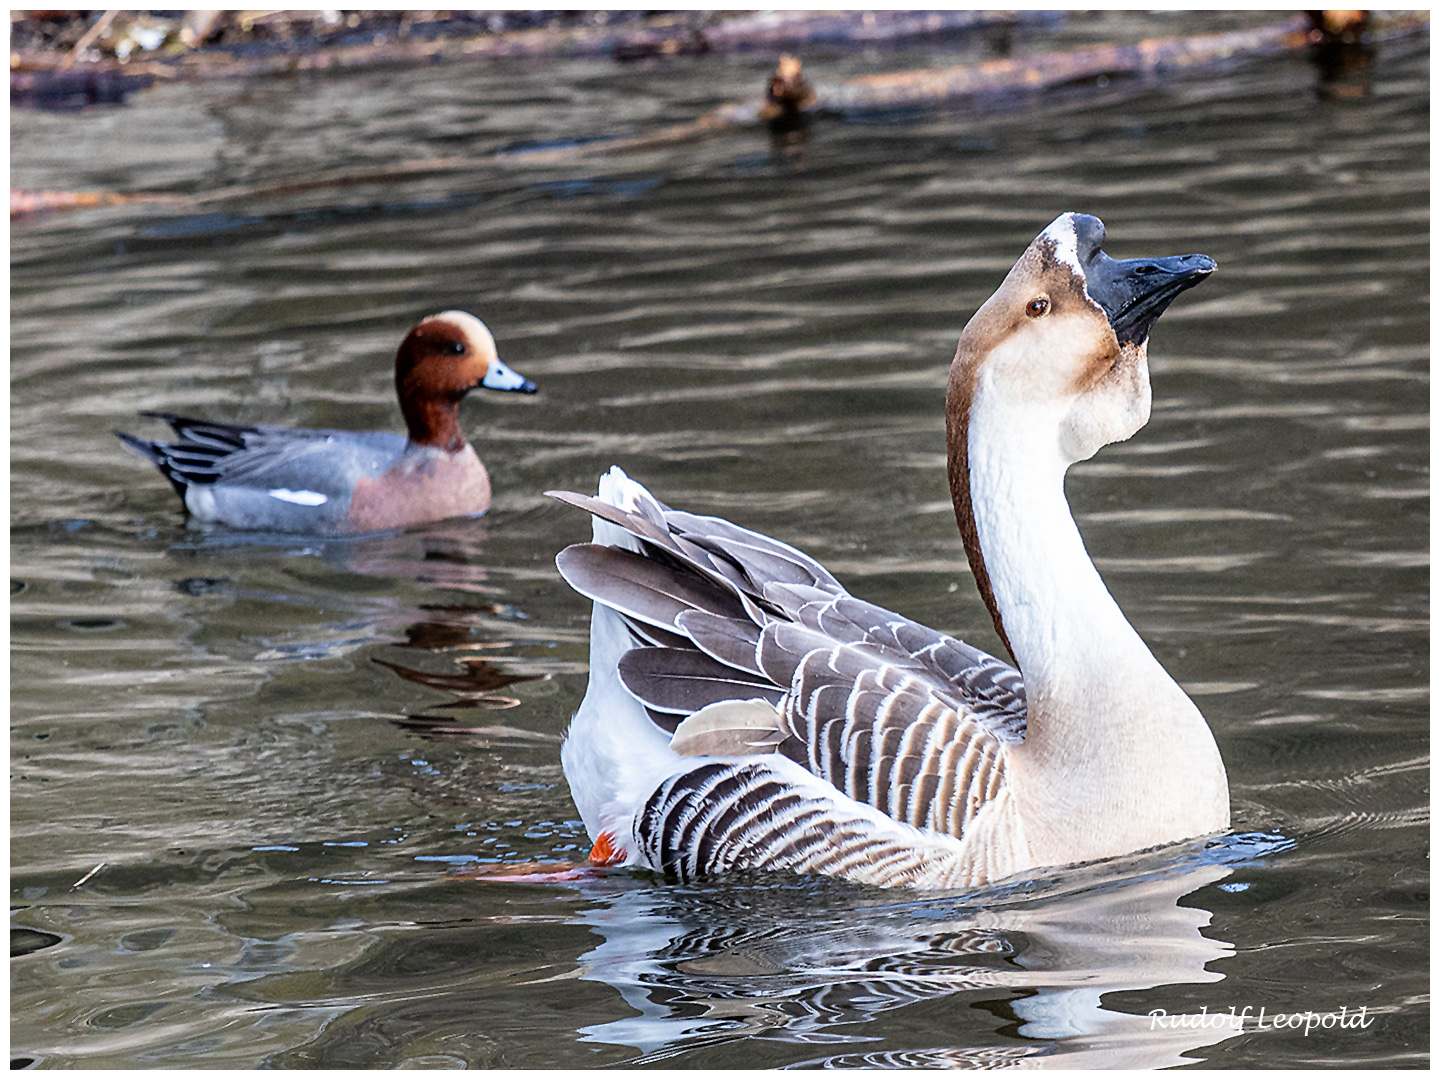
[56,9,119,71]
[10,10,1032,80]
[12,12,1428,218]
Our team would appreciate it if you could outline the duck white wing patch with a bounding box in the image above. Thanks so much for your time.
[267,488,328,506]
[126,415,360,492]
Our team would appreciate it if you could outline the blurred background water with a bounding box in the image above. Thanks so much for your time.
[10,11,1428,1068]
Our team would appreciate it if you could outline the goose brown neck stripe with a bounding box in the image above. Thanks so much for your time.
[945,352,1013,663]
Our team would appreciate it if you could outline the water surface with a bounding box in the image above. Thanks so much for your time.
[11,13,1428,1068]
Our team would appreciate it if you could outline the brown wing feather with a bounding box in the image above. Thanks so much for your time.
[556,543,747,630]
[618,646,785,714]
[551,485,1027,842]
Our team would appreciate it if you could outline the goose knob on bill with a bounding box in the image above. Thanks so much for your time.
[550,212,1227,890]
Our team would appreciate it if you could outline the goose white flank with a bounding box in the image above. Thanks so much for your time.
[116,311,536,534]
[551,212,1227,889]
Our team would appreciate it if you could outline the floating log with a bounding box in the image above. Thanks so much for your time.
[9,10,1032,83]
[820,14,1317,111]
[8,188,180,214]
[12,12,1428,217]
[495,12,1425,161]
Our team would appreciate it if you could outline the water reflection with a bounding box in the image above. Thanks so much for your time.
[165,517,528,664]
[182,520,561,756]
[558,838,1286,1067]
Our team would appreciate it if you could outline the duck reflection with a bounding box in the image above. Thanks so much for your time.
[336,520,500,597]
[177,517,530,658]
[358,530,548,734]
[377,638,542,727]
[171,517,555,753]
[550,841,1278,1068]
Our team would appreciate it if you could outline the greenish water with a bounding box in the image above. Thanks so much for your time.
[11,13,1428,1068]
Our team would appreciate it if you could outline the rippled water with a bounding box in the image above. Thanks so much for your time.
[11,14,1428,1068]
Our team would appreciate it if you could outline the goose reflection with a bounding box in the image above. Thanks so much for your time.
[547,838,1283,1068]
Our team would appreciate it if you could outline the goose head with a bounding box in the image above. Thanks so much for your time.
[946,213,1214,661]
[950,212,1215,465]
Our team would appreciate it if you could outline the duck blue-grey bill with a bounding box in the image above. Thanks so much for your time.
[481,357,537,394]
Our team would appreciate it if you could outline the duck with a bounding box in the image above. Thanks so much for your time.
[549,212,1229,890]
[760,53,817,124]
[116,311,536,534]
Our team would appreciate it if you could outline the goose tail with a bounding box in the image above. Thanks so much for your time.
[558,468,683,862]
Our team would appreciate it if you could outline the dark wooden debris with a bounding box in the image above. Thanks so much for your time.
[11,11,1427,217]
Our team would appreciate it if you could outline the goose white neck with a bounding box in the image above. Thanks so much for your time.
[964,377,1152,706]
[960,368,1229,859]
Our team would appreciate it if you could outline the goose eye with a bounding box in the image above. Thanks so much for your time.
[1025,297,1049,318]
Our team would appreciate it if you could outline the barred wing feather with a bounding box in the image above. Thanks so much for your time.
[552,482,1028,874]
[636,758,978,887]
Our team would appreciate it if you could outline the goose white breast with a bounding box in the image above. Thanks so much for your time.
[552,211,1229,889]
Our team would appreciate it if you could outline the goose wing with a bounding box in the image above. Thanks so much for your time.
[551,487,1026,843]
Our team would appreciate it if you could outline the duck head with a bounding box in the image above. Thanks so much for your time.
[395,311,536,451]
[950,212,1214,465]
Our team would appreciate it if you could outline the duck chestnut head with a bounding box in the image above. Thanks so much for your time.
[395,310,536,450]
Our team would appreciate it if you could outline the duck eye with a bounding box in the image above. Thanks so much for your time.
[1025,297,1049,318]
[449,340,467,355]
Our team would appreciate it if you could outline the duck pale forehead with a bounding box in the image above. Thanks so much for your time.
[421,309,498,356]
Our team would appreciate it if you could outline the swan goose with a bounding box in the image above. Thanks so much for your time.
[551,212,1229,889]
